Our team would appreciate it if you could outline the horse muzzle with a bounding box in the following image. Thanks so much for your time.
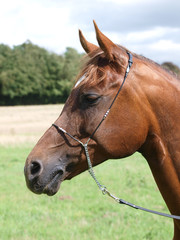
[24,159,65,196]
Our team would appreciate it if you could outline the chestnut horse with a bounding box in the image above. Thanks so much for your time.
[24,21,180,239]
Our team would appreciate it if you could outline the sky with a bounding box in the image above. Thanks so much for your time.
[0,0,180,66]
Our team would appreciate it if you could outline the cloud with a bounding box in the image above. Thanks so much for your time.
[0,0,77,52]
[0,0,179,66]
[69,0,180,66]
[69,0,180,31]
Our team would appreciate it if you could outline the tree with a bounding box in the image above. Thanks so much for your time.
[0,42,83,105]
[162,62,180,78]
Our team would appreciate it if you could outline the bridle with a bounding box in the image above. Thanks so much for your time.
[52,52,180,220]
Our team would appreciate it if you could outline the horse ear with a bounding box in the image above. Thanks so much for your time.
[79,29,98,53]
[93,20,117,61]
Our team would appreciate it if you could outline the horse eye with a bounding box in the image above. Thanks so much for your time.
[82,94,100,106]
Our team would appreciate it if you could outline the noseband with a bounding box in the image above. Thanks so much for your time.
[52,52,180,220]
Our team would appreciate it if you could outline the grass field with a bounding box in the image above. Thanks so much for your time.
[0,105,173,239]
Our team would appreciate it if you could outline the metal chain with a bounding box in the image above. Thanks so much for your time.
[83,142,119,202]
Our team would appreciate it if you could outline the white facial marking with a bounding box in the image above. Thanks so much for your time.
[74,74,86,88]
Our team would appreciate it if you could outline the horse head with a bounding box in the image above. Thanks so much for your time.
[24,21,150,196]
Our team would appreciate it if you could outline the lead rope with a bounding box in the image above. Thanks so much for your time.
[52,52,180,220]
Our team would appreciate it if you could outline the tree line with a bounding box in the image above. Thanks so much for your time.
[0,41,83,105]
[0,41,179,105]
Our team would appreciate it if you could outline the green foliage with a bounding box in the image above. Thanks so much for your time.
[161,62,180,78]
[0,40,179,106]
[0,41,83,105]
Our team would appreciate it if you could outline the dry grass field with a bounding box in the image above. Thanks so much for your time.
[0,104,63,145]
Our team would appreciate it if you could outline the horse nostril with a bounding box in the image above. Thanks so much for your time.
[30,161,42,176]
[58,169,64,175]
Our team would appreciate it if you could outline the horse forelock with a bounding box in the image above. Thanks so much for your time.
[74,48,126,89]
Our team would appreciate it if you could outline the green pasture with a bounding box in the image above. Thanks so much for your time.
[0,144,173,240]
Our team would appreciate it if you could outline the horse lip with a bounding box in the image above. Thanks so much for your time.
[28,181,44,195]
[42,168,64,196]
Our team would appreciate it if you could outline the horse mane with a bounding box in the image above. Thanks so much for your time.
[133,53,180,81]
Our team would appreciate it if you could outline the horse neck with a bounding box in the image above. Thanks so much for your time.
[136,61,180,157]
[136,61,180,224]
